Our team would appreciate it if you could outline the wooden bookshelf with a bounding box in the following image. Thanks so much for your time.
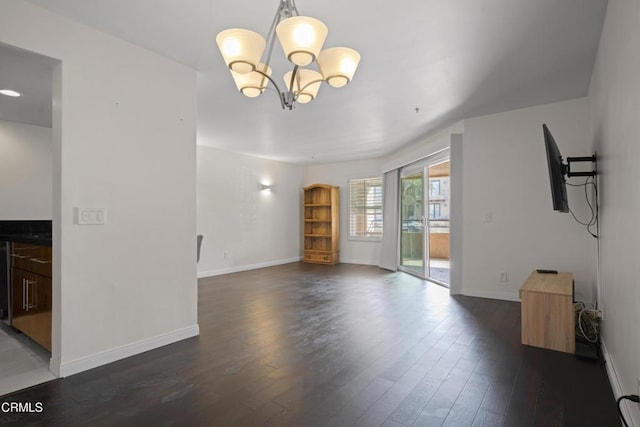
[303,184,339,264]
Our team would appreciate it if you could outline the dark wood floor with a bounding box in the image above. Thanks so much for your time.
[0,263,619,426]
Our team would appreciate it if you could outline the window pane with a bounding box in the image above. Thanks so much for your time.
[349,177,383,238]
[428,202,442,219]
[429,179,441,197]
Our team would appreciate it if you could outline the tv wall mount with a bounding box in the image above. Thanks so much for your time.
[564,155,597,178]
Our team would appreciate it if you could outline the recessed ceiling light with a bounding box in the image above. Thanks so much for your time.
[0,89,22,97]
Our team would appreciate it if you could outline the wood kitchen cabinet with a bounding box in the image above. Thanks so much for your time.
[11,242,52,351]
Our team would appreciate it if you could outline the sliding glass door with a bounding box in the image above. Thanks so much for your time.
[427,161,450,285]
[400,168,426,276]
[399,155,450,286]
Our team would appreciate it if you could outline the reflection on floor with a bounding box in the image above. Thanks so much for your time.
[0,323,55,396]
[402,258,450,285]
[429,267,450,284]
[429,259,450,284]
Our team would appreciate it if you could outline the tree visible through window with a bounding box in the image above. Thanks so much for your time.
[349,177,383,238]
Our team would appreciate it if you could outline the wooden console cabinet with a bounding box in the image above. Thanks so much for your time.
[303,184,339,264]
[520,271,574,354]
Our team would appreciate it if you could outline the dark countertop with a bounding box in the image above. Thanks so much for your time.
[0,220,52,246]
[0,233,52,246]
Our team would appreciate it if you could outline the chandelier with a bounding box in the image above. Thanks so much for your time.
[216,0,361,110]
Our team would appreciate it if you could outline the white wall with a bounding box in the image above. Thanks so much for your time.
[461,98,597,302]
[0,120,52,219]
[382,122,464,173]
[449,134,464,295]
[0,0,198,376]
[197,146,303,276]
[589,0,640,424]
[304,158,383,265]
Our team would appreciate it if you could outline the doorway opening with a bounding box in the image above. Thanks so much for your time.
[0,42,59,394]
[399,157,450,286]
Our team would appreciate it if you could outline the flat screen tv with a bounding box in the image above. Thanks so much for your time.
[543,124,569,213]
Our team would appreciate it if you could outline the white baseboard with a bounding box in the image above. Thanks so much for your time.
[601,337,637,427]
[54,324,200,378]
[460,288,520,302]
[339,259,378,266]
[197,257,302,278]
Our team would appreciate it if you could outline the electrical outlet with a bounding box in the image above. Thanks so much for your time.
[499,271,508,283]
[223,251,230,260]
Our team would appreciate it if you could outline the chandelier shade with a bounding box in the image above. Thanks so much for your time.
[275,16,328,66]
[215,0,360,109]
[283,69,323,104]
[231,63,272,98]
[317,47,361,88]
[216,29,266,74]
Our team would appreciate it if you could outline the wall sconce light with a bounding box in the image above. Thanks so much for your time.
[261,183,272,192]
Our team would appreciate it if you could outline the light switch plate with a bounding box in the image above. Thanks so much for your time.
[76,207,107,225]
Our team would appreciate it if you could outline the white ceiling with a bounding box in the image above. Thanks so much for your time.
[13,0,607,163]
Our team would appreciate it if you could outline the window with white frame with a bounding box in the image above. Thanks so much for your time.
[429,179,441,197]
[349,177,383,239]
[429,202,441,219]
